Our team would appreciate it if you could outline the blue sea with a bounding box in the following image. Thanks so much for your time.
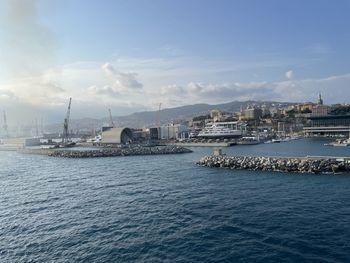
[0,138,350,262]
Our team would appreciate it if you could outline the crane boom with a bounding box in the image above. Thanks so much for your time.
[62,98,72,144]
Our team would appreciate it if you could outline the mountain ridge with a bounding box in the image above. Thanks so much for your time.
[46,100,295,132]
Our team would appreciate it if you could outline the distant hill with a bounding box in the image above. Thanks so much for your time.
[46,100,294,132]
[110,100,294,128]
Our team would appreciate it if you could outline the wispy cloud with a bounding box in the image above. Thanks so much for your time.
[304,43,333,55]
[101,63,143,93]
[1,52,349,123]
[157,73,350,105]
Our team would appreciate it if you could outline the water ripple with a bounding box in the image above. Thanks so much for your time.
[0,139,350,262]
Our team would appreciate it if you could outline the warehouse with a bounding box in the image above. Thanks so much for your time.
[101,127,133,144]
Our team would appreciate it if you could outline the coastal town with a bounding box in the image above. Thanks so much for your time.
[1,93,350,150]
[2,2,350,262]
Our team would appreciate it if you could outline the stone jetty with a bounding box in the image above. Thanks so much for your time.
[197,155,350,174]
[47,145,192,158]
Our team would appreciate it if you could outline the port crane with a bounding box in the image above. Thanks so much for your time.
[62,98,72,145]
[35,118,39,137]
[157,103,162,127]
[108,108,115,127]
[3,111,8,137]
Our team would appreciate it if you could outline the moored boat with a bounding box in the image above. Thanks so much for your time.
[325,130,350,147]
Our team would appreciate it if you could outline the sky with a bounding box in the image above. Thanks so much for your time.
[0,0,350,124]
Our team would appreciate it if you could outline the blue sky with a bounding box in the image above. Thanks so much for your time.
[39,0,349,78]
[0,0,350,123]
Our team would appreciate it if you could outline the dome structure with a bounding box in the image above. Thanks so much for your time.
[101,127,133,144]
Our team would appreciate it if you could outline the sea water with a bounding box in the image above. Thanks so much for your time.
[0,138,349,262]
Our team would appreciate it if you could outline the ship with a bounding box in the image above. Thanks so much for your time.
[197,121,243,138]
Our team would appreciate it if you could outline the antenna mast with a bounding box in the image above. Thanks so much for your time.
[157,103,162,127]
[62,98,72,144]
[108,108,115,127]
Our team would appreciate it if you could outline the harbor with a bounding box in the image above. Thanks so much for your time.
[2,2,350,262]
[2,136,350,263]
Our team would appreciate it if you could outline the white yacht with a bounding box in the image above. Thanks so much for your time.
[87,135,101,143]
[328,138,350,147]
[198,122,243,138]
[325,131,350,147]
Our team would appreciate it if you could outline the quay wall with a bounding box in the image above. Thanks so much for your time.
[197,155,350,174]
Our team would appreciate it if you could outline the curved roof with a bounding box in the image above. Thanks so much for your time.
[101,127,133,144]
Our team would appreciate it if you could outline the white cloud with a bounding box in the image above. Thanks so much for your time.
[158,81,277,104]
[101,63,143,93]
[102,63,117,75]
[285,70,294,80]
[0,76,65,106]
[0,90,17,101]
[160,84,185,95]
[1,52,350,125]
[87,85,119,98]
[157,73,350,105]
[188,82,204,93]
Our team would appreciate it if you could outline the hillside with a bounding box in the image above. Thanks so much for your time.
[46,100,294,132]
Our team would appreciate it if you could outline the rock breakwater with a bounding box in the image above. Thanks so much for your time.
[48,145,192,158]
[197,155,350,174]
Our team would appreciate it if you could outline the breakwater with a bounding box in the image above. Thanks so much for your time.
[171,142,235,147]
[197,155,350,174]
[30,145,193,158]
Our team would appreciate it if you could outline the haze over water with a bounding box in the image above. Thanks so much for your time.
[1,138,350,262]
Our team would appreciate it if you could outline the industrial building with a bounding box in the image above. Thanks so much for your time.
[159,124,189,140]
[303,95,350,136]
[304,115,350,136]
[101,127,133,144]
[149,127,160,140]
[1,137,41,147]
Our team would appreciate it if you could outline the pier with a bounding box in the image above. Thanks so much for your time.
[197,155,350,174]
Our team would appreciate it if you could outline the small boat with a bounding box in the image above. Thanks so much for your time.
[326,132,350,147]
[264,139,280,144]
[332,140,350,147]
[271,139,281,143]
